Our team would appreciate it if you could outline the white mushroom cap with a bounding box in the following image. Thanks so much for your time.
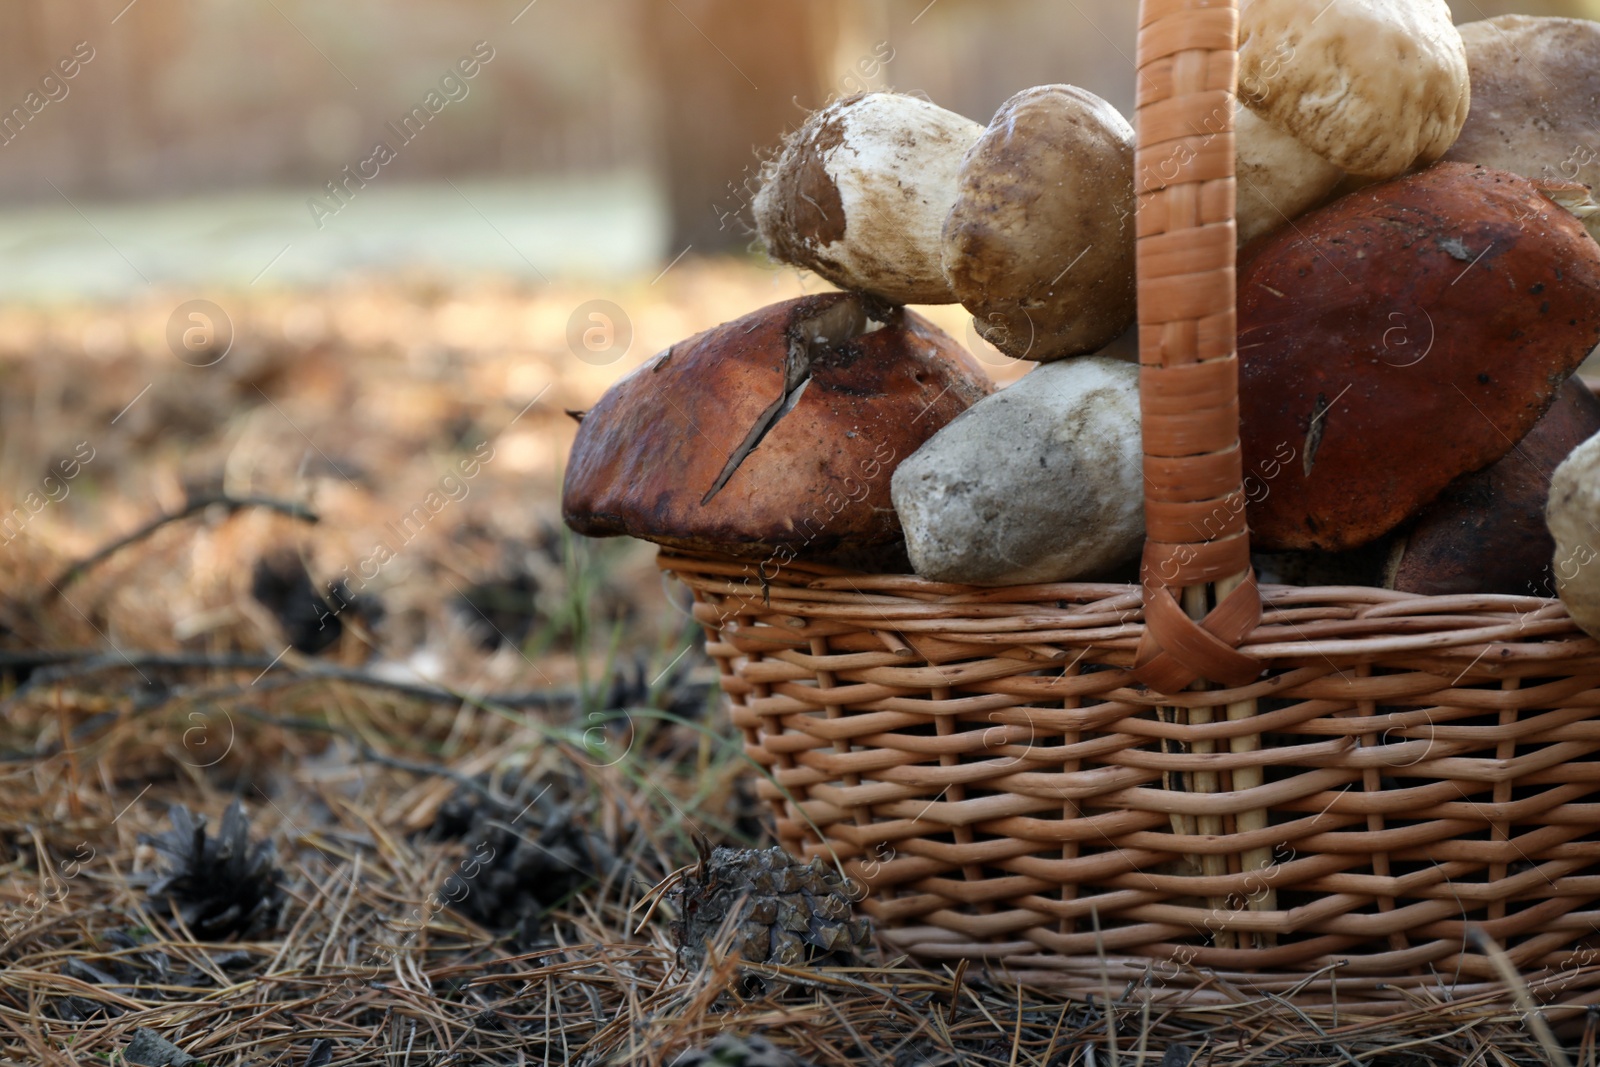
[891,357,1143,585]
[1548,429,1600,639]
[1235,105,1344,246]
[754,92,983,305]
[1235,0,1469,244]
[941,85,1137,362]
[1242,0,1469,177]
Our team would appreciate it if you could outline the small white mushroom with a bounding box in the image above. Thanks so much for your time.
[1548,429,1600,639]
[754,92,983,305]
[941,85,1137,362]
[1234,0,1470,246]
[890,357,1143,585]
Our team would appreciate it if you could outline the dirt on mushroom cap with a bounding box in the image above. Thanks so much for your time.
[753,92,982,305]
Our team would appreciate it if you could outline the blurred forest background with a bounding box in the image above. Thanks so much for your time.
[0,0,1590,279]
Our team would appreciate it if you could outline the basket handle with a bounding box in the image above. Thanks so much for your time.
[1131,0,1262,693]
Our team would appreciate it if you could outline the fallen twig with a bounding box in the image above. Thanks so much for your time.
[46,493,319,595]
[3,650,585,712]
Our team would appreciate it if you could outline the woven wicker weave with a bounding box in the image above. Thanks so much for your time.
[657,0,1600,1007]
[662,552,1600,1005]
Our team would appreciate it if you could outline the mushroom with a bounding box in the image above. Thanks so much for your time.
[562,292,992,567]
[1388,377,1600,596]
[1234,0,1469,246]
[1251,540,1392,589]
[754,92,983,305]
[1238,163,1600,552]
[941,85,1137,362]
[890,357,1143,586]
[1441,15,1600,243]
[1549,421,1600,639]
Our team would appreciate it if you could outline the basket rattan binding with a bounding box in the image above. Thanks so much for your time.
[658,0,1600,1011]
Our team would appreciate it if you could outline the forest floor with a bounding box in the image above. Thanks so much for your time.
[0,260,1580,1065]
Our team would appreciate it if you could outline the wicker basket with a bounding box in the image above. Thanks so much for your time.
[659,0,1600,1009]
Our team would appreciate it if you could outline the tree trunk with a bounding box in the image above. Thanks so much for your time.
[641,0,837,255]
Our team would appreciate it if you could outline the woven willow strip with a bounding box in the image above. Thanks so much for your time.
[1133,0,1257,694]
[665,551,1600,1006]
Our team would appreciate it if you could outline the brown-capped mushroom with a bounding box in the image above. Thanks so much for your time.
[562,292,992,566]
[940,85,1137,362]
[754,92,983,305]
[1234,0,1470,246]
[1387,377,1600,596]
[1442,15,1600,243]
[1238,163,1600,552]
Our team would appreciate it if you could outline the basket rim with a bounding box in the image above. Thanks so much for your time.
[658,549,1600,669]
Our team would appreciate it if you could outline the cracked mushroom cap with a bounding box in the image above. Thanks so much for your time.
[1240,0,1469,179]
[754,92,984,305]
[941,85,1137,362]
[561,292,992,565]
[1443,16,1600,237]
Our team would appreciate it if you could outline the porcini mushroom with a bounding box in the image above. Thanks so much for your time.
[890,357,1143,585]
[562,292,992,566]
[1238,163,1600,552]
[1234,0,1469,246]
[1388,377,1600,596]
[1442,15,1600,243]
[941,85,1137,362]
[754,92,983,305]
[1549,422,1600,639]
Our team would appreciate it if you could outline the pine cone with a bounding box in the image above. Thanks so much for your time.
[139,801,284,940]
[453,570,540,651]
[670,1033,818,1067]
[602,654,713,721]
[439,799,617,945]
[669,845,871,992]
[250,552,381,655]
[426,775,536,842]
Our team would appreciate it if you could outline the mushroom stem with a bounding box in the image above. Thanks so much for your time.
[1549,430,1600,639]
[1235,105,1344,246]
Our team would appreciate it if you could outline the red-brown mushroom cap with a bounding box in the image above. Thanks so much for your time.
[1239,162,1600,552]
[562,292,992,563]
[1388,376,1600,596]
